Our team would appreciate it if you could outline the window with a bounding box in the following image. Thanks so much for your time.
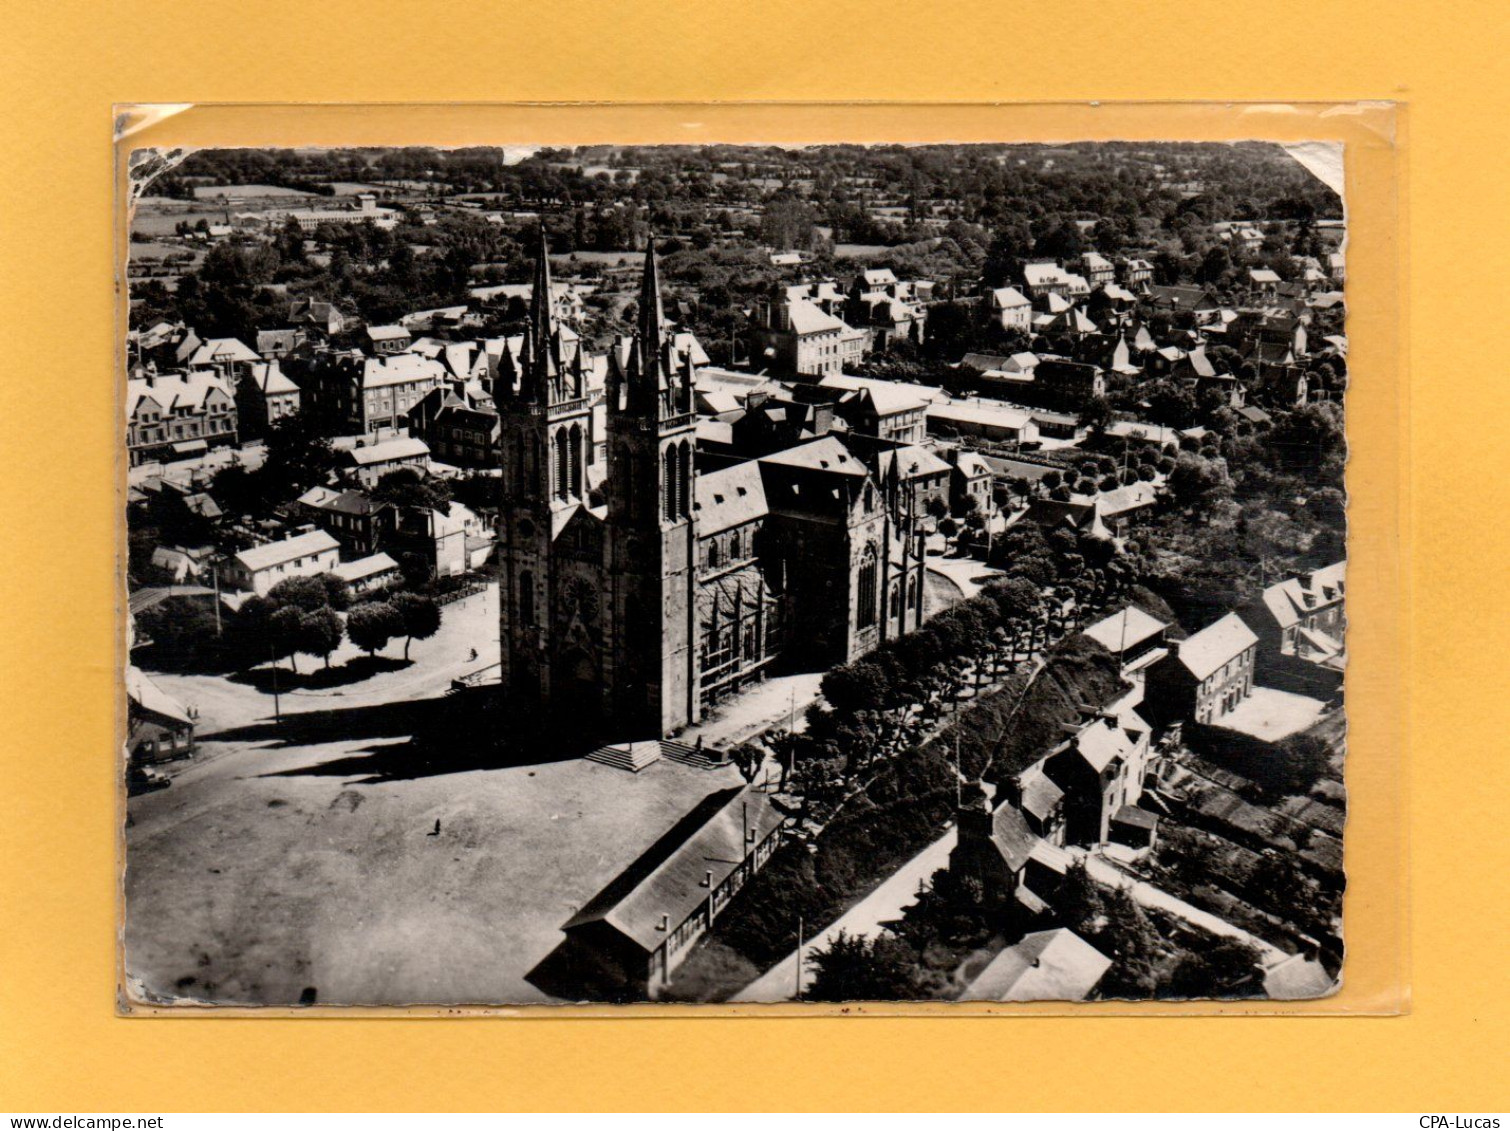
[519,571,536,626]
[857,546,878,629]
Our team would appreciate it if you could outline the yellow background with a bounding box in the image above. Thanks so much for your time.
[0,0,1503,1112]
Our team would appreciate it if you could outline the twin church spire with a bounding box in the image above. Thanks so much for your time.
[504,224,692,422]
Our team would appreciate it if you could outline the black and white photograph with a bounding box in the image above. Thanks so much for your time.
[122,141,1349,1007]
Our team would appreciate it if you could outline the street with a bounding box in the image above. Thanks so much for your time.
[732,825,960,1002]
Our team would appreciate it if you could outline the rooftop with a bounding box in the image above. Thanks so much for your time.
[561,786,786,953]
[233,529,340,573]
[1082,605,1171,655]
[1176,612,1259,680]
[958,929,1112,1002]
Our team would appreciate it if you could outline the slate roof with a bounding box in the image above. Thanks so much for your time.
[333,552,399,583]
[785,298,846,335]
[345,436,431,466]
[1082,605,1170,655]
[757,435,867,477]
[958,929,1112,1002]
[361,353,445,389]
[188,338,260,367]
[126,371,234,418]
[561,786,787,953]
[1017,763,1065,822]
[694,460,769,535]
[126,665,193,727]
[1175,613,1259,680]
[233,529,339,573]
[249,360,299,395]
[1257,562,1347,629]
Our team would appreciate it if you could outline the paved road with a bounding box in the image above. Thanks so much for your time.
[732,825,959,1002]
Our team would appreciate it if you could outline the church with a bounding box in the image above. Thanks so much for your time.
[496,231,932,740]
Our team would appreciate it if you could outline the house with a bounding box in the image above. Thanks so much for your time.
[829,383,929,445]
[126,665,195,764]
[946,447,994,514]
[1081,605,1173,675]
[185,337,261,385]
[1037,708,1155,845]
[949,785,1039,913]
[307,351,445,435]
[255,328,305,359]
[1247,267,1282,294]
[332,551,401,595]
[287,298,349,337]
[1078,252,1115,287]
[1030,359,1106,410]
[1146,285,1219,318]
[125,369,239,466]
[985,286,1032,331]
[236,359,301,438]
[1119,257,1154,291]
[296,487,390,556]
[220,529,341,596]
[962,351,1039,379]
[750,294,858,378]
[1325,250,1346,283]
[559,786,786,998]
[384,501,475,578]
[340,436,432,488]
[1021,262,1089,300]
[364,325,413,356]
[872,443,953,517]
[1145,612,1259,726]
[958,929,1112,1003]
[1239,563,1346,693]
[411,394,501,469]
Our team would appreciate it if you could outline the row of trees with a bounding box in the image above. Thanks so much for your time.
[237,573,440,673]
[786,522,1144,813]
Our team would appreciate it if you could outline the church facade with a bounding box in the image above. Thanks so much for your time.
[496,232,931,740]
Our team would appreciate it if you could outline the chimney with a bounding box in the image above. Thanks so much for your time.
[701,870,712,889]
[657,913,669,932]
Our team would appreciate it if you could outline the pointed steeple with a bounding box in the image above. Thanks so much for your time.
[518,223,560,403]
[638,235,665,356]
[623,237,668,418]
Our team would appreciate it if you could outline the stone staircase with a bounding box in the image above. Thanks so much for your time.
[658,739,728,771]
[585,740,663,773]
[585,739,730,773]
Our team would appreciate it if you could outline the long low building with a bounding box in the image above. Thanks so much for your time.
[925,400,1041,446]
[220,529,341,595]
[559,785,787,998]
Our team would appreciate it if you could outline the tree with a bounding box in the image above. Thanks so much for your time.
[1273,733,1332,795]
[1079,394,1114,436]
[1165,937,1263,999]
[268,574,337,614]
[135,596,220,661]
[372,467,453,514]
[346,601,402,657]
[392,591,441,660]
[297,607,344,670]
[1166,453,1233,520]
[268,604,305,673]
[805,930,921,1002]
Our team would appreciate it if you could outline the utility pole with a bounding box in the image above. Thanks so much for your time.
[209,551,225,638]
[268,639,281,724]
[795,915,804,1002]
